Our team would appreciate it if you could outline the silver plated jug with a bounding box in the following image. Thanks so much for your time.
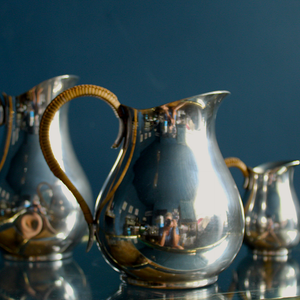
[0,75,93,261]
[39,85,245,289]
[225,157,300,259]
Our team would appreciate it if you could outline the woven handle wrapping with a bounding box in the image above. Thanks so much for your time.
[39,84,121,226]
[224,157,250,189]
[0,94,14,171]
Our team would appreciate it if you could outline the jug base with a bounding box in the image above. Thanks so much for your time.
[252,248,289,262]
[121,274,218,289]
[2,251,73,262]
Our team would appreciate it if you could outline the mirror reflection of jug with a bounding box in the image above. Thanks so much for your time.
[107,282,225,300]
[235,254,300,299]
[39,85,245,288]
[225,158,300,260]
[0,258,91,299]
[0,75,93,260]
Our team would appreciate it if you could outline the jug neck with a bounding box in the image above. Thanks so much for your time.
[139,90,230,138]
[13,75,78,134]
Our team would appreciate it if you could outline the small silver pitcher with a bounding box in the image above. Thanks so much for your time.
[0,75,93,261]
[225,157,300,259]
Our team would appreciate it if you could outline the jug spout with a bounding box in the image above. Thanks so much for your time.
[185,90,230,116]
[15,74,79,133]
[252,160,300,175]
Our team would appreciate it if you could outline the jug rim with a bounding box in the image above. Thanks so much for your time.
[139,90,230,111]
[252,160,300,174]
[16,74,79,98]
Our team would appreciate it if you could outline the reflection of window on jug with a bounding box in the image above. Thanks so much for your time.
[124,215,140,236]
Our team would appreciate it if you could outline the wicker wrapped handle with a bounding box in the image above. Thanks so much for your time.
[39,85,121,228]
[225,157,250,189]
[0,94,14,171]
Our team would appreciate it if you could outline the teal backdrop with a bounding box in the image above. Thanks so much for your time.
[1,1,300,297]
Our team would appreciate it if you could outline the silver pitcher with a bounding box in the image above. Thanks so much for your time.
[0,75,93,261]
[225,157,300,259]
[39,85,245,289]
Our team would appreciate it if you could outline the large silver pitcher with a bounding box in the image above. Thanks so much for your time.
[0,75,93,261]
[225,157,300,259]
[39,85,245,289]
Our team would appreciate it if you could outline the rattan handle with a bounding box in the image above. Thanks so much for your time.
[0,94,14,171]
[39,84,121,226]
[225,157,250,189]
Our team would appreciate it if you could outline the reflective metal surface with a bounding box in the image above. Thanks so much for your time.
[108,282,225,300]
[226,158,300,259]
[236,254,300,299]
[0,75,93,260]
[39,86,245,288]
[1,242,300,299]
[0,258,92,299]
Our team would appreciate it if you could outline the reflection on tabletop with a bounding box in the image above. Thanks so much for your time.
[0,257,91,300]
[2,242,300,299]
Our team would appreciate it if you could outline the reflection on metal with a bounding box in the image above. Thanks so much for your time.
[39,86,245,288]
[0,258,91,299]
[108,282,225,300]
[226,158,300,259]
[236,254,300,299]
[0,75,93,260]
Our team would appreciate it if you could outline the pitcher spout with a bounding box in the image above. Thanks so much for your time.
[253,160,300,175]
[185,90,230,108]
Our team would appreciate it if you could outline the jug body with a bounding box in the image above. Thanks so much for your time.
[225,158,300,259]
[39,86,245,288]
[0,75,93,261]
[244,161,300,257]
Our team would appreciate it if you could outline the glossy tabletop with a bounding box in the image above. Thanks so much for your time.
[1,237,300,300]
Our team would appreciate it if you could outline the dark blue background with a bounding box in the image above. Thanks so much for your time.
[1,1,300,297]
[2,1,300,197]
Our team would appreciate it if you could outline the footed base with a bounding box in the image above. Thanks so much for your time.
[120,274,218,289]
[2,251,72,262]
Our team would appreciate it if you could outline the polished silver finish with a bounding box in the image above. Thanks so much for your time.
[236,254,300,299]
[0,258,92,299]
[40,88,245,288]
[96,92,245,288]
[242,160,300,258]
[108,282,225,299]
[0,75,93,260]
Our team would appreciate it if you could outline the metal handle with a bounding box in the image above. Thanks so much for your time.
[39,84,122,231]
[0,93,14,171]
[224,157,250,189]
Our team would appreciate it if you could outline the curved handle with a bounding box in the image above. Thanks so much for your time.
[0,93,14,171]
[39,84,122,234]
[224,157,250,189]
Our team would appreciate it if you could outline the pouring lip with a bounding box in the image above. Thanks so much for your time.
[16,74,79,98]
[139,90,231,111]
[252,160,300,174]
[193,90,231,97]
